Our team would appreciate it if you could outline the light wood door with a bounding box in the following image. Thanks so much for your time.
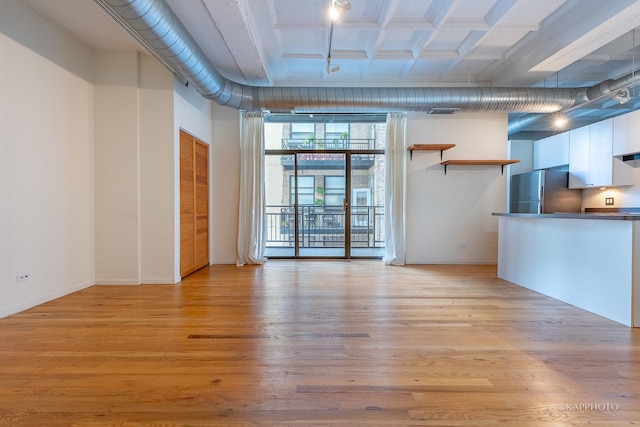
[180,130,209,277]
[194,140,209,269]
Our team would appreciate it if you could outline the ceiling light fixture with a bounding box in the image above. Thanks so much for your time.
[330,0,351,21]
[553,114,568,129]
[326,0,351,75]
[326,57,340,74]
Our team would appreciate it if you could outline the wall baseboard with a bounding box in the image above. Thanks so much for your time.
[94,279,140,285]
[210,259,237,265]
[0,280,93,319]
[141,278,179,285]
[405,259,497,265]
[95,277,179,285]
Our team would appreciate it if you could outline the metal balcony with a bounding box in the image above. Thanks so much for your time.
[265,205,384,256]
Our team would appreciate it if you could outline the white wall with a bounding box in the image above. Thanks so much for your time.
[93,51,141,284]
[210,105,241,264]
[94,51,178,284]
[405,112,509,264]
[0,0,95,317]
[139,56,177,283]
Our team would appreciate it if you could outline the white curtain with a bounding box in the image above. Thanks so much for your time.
[382,112,407,265]
[236,111,267,266]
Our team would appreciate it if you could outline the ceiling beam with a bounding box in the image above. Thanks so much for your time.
[529,1,640,73]
[201,0,271,85]
[490,0,640,86]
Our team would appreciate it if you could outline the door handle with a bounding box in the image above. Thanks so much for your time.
[342,198,348,211]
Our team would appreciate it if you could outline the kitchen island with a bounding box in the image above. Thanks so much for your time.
[493,212,640,327]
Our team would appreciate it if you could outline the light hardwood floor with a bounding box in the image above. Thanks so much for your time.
[0,261,638,426]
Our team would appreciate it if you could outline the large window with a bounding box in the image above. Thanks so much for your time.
[324,176,345,206]
[264,114,386,258]
[290,176,315,205]
[291,123,315,140]
[325,123,349,140]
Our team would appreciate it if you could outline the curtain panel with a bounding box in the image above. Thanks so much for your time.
[236,111,267,266]
[382,112,407,265]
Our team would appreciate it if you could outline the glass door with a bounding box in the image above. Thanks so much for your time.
[264,117,385,259]
[349,153,385,257]
[296,153,346,257]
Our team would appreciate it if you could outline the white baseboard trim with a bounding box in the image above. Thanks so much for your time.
[95,277,179,285]
[405,259,497,265]
[210,259,237,265]
[141,278,179,285]
[0,280,93,319]
[94,279,140,285]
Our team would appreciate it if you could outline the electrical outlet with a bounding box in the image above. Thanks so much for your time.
[16,273,31,282]
[605,197,614,206]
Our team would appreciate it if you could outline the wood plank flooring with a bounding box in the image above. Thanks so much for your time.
[0,261,638,426]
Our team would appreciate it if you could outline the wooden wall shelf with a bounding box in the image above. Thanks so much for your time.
[407,144,456,160]
[440,159,520,175]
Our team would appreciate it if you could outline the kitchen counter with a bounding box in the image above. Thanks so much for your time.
[493,212,640,220]
[495,213,640,327]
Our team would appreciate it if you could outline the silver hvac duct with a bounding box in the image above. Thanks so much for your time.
[93,0,631,116]
[258,86,578,114]
[508,71,640,135]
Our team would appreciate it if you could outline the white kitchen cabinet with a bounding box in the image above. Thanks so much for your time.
[569,120,633,188]
[588,120,615,186]
[533,132,569,170]
[613,109,640,156]
[569,126,590,188]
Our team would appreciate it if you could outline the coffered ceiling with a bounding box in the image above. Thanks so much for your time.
[22,0,640,138]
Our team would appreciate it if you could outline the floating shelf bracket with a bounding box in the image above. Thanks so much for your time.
[440,160,520,175]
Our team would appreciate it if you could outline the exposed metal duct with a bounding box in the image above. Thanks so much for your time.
[93,0,632,116]
[257,86,579,114]
[508,71,640,135]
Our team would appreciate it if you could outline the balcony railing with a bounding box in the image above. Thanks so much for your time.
[266,205,384,249]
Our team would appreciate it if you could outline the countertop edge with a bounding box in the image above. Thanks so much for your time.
[492,212,640,221]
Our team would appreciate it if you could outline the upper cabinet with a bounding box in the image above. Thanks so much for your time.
[569,120,633,188]
[568,126,590,188]
[533,132,569,170]
[613,109,640,156]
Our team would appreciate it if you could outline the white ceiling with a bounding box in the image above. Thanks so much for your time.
[23,0,640,138]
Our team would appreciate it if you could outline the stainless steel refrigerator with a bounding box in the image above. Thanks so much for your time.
[510,170,581,214]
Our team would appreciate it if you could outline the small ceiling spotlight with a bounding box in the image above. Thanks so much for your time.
[326,57,340,74]
[613,88,631,104]
[330,0,351,21]
[326,1,350,74]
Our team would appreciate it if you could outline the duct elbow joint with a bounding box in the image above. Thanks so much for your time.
[586,80,613,100]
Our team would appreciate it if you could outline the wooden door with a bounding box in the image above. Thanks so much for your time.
[180,130,209,277]
[194,140,209,269]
